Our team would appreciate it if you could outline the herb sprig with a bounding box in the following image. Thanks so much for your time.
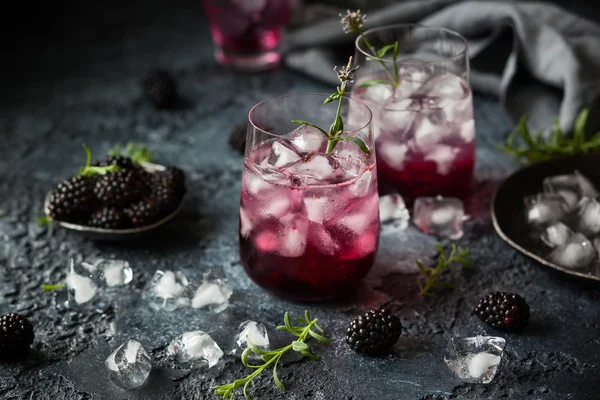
[291,57,371,155]
[109,142,153,164]
[340,10,400,88]
[417,244,472,296]
[80,144,119,177]
[213,310,330,400]
[41,283,66,291]
[500,108,600,164]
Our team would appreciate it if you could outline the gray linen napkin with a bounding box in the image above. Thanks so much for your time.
[284,0,600,134]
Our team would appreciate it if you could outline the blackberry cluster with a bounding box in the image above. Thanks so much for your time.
[346,308,402,355]
[47,156,186,229]
[0,313,34,360]
[474,292,531,331]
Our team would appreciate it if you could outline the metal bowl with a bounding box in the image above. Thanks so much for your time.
[492,153,600,284]
[44,162,185,241]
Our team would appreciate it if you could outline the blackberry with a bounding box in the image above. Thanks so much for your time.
[0,313,34,360]
[93,155,136,170]
[474,292,531,331]
[228,123,247,155]
[142,69,177,109]
[346,308,402,355]
[153,167,186,197]
[87,207,131,229]
[47,175,96,222]
[124,198,163,227]
[94,169,147,208]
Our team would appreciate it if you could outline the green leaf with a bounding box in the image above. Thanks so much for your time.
[301,350,320,361]
[304,310,311,322]
[243,380,253,400]
[324,92,342,104]
[330,114,344,137]
[284,312,294,333]
[393,41,400,61]
[38,216,52,226]
[377,43,397,59]
[292,340,309,352]
[241,348,262,369]
[573,108,589,149]
[313,322,325,334]
[358,79,393,88]
[273,357,285,391]
[291,120,329,138]
[334,136,372,156]
[41,283,65,291]
[308,330,331,343]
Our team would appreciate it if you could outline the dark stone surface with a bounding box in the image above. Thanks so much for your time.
[1,1,599,399]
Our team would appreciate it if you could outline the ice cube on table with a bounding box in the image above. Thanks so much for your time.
[548,232,597,269]
[444,336,505,384]
[541,222,573,248]
[95,259,133,287]
[575,197,600,237]
[231,320,270,356]
[413,196,466,239]
[267,141,302,168]
[524,193,569,225]
[191,275,233,313]
[105,340,152,390]
[290,125,327,152]
[145,270,190,311]
[379,194,410,229]
[65,259,99,305]
[167,331,223,368]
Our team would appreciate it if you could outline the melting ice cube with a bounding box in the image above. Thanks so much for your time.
[105,339,152,390]
[444,336,505,384]
[548,232,597,269]
[65,259,99,305]
[575,197,600,237]
[144,270,191,311]
[267,141,302,168]
[231,320,270,356]
[541,222,573,248]
[413,196,466,239]
[167,331,223,368]
[524,193,568,225]
[379,194,410,229]
[95,259,133,287]
[191,275,233,313]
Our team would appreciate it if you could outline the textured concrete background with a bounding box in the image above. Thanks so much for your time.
[0,1,599,399]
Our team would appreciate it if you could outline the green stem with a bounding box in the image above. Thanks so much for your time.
[360,33,398,87]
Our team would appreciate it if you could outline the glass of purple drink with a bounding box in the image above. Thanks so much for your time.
[201,0,294,71]
[240,93,379,301]
[351,25,475,204]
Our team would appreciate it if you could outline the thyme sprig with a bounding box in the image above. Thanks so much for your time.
[291,57,371,155]
[109,142,153,164]
[41,283,66,291]
[213,311,330,400]
[80,144,119,177]
[340,9,400,87]
[499,108,600,164]
[417,244,472,296]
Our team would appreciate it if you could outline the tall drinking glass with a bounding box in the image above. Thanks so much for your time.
[239,94,379,301]
[352,25,475,204]
[202,0,294,71]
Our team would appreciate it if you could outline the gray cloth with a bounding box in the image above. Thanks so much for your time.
[284,0,600,134]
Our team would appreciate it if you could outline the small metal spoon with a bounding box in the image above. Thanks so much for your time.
[43,162,185,241]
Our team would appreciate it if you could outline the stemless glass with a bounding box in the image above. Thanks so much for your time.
[239,93,379,301]
[201,0,294,71]
[351,25,475,204]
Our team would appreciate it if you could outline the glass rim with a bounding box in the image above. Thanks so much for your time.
[248,92,373,139]
[355,24,469,66]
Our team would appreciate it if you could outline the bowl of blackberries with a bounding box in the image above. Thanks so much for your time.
[44,143,186,241]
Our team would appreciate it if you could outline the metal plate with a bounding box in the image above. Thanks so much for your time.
[44,162,185,241]
[491,153,600,284]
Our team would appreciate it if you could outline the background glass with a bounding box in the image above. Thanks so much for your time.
[240,93,379,301]
[352,24,475,204]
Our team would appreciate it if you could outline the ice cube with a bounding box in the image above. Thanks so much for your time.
[413,112,448,150]
[244,168,275,196]
[191,276,233,313]
[420,72,469,100]
[460,119,475,143]
[267,141,302,168]
[95,259,133,287]
[105,340,152,390]
[304,197,336,223]
[413,196,466,239]
[548,232,597,269]
[292,153,338,184]
[351,169,375,198]
[541,222,573,248]
[575,197,600,237]
[544,171,599,202]
[377,142,408,170]
[65,259,99,305]
[278,215,308,257]
[239,207,253,238]
[167,331,223,368]
[524,193,568,225]
[379,194,410,229]
[259,195,291,219]
[231,320,270,356]
[593,236,600,255]
[290,125,327,152]
[424,145,459,175]
[308,222,340,256]
[144,270,190,311]
[336,193,379,235]
[354,81,393,104]
[396,65,431,98]
[444,336,505,384]
[333,151,364,177]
